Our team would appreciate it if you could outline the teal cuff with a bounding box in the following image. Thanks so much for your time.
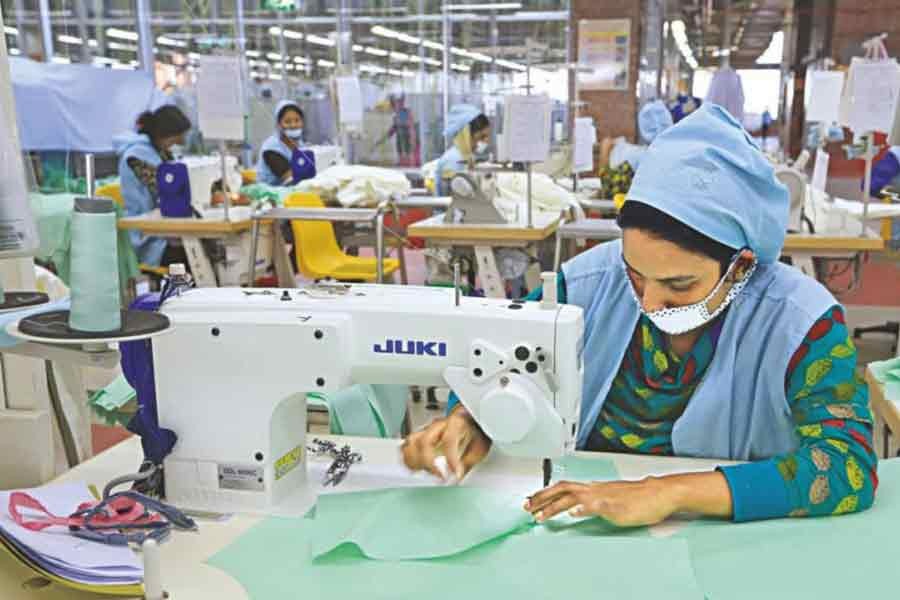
[719,461,793,522]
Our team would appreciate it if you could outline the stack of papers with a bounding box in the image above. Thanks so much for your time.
[0,482,143,595]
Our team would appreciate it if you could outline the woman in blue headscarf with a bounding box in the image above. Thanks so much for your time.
[433,104,491,196]
[256,100,317,186]
[113,105,192,266]
[402,104,877,525]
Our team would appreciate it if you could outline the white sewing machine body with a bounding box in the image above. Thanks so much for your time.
[153,284,583,514]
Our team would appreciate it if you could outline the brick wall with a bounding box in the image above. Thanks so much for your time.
[831,0,900,63]
[572,0,642,143]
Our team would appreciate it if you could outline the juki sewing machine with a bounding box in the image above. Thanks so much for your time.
[152,280,584,514]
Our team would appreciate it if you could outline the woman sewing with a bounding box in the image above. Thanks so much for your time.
[403,104,878,525]
[434,104,491,196]
[256,100,317,186]
[113,105,192,266]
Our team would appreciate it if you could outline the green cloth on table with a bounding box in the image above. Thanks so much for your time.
[240,183,299,207]
[29,192,80,261]
[310,487,532,560]
[308,384,408,438]
[208,514,705,600]
[679,458,900,600]
[88,374,136,426]
[48,199,139,294]
[869,356,900,400]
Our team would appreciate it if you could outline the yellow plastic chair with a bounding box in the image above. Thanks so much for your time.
[241,169,257,185]
[284,192,400,282]
[96,183,168,279]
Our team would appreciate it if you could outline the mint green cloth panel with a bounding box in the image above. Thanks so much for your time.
[240,183,298,207]
[678,458,900,600]
[310,487,532,560]
[208,516,705,600]
[69,209,121,331]
[869,357,900,400]
[49,202,139,296]
[29,192,80,260]
[311,384,408,438]
[88,374,136,426]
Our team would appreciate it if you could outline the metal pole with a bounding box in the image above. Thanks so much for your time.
[526,47,533,228]
[135,0,154,74]
[219,141,230,222]
[442,5,450,145]
[277,12,287,84]
[417,0,427,169]
[235,0,250,167]
[453,261,461,306]
[37,0,53,61]
[861,132,873,237]
[376,209,385,283]
[74,0,92,63]
[13,0,28,57]
[93,0,107,59]
[84,154,95,198]
[247,216,260,287]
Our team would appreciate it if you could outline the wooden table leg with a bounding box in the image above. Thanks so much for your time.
[474,246,505,299]
[182,235,218,287]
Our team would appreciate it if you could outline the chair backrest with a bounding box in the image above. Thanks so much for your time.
[96,183,124,207]
[283,192,345,276]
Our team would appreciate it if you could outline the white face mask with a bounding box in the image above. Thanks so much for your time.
[624,252,757,335]
[284,128,303,140]
[169,145,184,157]
[475,140,489,155]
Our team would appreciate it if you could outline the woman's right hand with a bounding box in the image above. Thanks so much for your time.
[401,405,492,482]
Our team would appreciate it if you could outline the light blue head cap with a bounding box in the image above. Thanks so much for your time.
[638,100,674,144]
[444,104,482,138]
[274,99,302,124]
[625,103,788,264]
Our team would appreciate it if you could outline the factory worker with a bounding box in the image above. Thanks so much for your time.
[434,104,491,196]
[605,100,674,172]
[403,104,877,525]
[114,105,192,266]
[256,100,317,186]
[868,146,900,197]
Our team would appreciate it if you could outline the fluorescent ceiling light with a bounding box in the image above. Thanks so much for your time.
[9,47,21,55]
[270,73,283,80]
[408,55,422,63]
[495,58,526,71]
[108,41,138,52]
[4,26,19,36]
[422,40,444,51]
[111,63,133,70]
[424,57,442,67]
[390,51,409,62]
[352,44,364,52]
[293,56,310,64]
[451,47,491,62]
[359,64,386,74]
[269,26,304,40]
[245,49,261,58]
[106,28,139,41]
[266,52,283,61]
[157,35,187,48]
[318,59,335,67]
[371,26,396,38]
[51,56,71,64]
[388,68,405,76]
[443,2,522,10]
[365,46,388,57]
[451,63,471,72]
[306,34,335,47]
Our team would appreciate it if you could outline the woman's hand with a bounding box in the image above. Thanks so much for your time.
[524,472,733,527]
[401,405,492,482]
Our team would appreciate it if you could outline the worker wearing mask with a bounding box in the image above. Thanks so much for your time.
[600,100,674,198]
[257,100,317,186]
[434,104,490,196]
[114,105,192,266]
[403,104,877,525]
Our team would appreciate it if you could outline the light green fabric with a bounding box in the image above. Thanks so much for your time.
[240,183,299,207]
[869,357,900,400]
[309,384,408,438]
[69,208,121,331]
[88,374,136,426]
[311,487,532,560]
[29,192,80,261]
[677,458,900,600]
[208,515,705,600]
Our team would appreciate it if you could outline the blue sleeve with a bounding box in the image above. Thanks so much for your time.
[869,152,900,197]
[446,272,567,414]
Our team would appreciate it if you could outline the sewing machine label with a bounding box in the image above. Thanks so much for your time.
[218,464,265,491]
[373,339,448,357]
[275,445,304,480]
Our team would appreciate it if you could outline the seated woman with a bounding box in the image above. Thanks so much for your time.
[113,105,192,267]
[402,104,877,525]
[256,100,317,186]
[434,104,491,196]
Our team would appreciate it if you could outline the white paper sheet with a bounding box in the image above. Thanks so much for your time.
[334,76,364,125]
[811,149,830,192]
[805,70,845,124]
[196,56,244,140]
[841,58,900,134]
[574,117,596,173]
[504,94,552,163]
